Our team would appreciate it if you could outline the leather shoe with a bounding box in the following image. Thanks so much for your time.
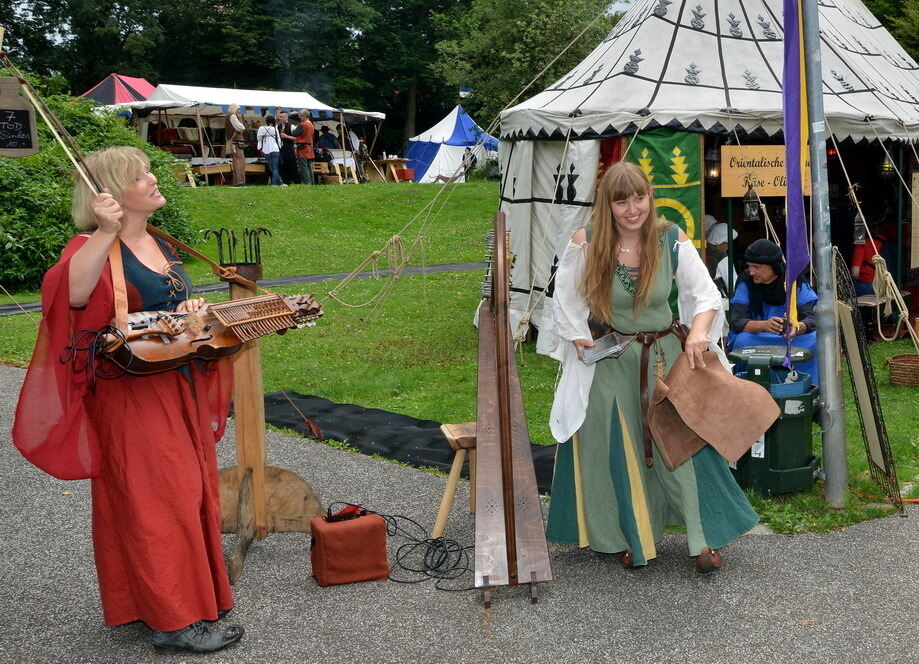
[151,621,244,653]
[694,547,722,574]
[615,549,633,568]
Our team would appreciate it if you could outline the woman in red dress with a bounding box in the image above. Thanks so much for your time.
[13,146,243,654]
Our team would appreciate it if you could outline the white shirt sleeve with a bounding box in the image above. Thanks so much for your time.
[548,238,596,443]
[550,240,592,349]
[675,237,731,367]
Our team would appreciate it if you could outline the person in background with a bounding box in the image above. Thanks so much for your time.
[850,222,886,296]
[224,103,247,187]
[13,146,243,653]
[276,110,299,184]
[706,223,738,298]
[291,111,315,185]
[257,115,284,186]
[729,239,819,383]
[317,126,339,150]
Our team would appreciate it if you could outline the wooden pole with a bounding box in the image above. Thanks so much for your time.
[228,274,269,538]
[195,106,209,185]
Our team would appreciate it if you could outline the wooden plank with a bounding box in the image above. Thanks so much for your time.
[474,298,509,588]
[219,465,323,533]
[506,336,553,584]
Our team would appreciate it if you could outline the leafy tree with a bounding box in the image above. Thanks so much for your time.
[885,0,919,62]
[863,0,919,61]
[359,0,466,143]
[0,91,192,290]
[432,0,618,132]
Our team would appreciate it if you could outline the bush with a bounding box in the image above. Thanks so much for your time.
[0,93,192,291]
[465,156,501,182]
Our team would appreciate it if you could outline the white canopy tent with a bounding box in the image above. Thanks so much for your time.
[498,0,919,345]
[108,83,385,122]
[106,83,385,160]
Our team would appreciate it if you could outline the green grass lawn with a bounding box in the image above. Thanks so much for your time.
[2,181,916,532]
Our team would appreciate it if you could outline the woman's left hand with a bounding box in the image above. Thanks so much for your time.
[176,297,208,313]
[683,329,710,370]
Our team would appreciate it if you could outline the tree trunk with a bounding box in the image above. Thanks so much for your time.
[404,72,418,142]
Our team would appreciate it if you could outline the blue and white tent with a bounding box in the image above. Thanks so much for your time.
[405,106,498,183]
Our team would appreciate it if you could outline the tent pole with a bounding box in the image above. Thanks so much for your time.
[896,143,905,286]
[195,106,209,186]
[366,118,388,181]
[802,0,846,507]
[368,118,384,157]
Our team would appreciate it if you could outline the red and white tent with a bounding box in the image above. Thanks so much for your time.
[81,74,155,105]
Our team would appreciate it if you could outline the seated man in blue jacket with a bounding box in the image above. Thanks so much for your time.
[729,239,819,383]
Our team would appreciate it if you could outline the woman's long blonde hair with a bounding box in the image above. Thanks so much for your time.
[581,161,666,324]
[71,146,151,230]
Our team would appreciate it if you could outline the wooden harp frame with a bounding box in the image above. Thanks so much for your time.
[474,211,552,606]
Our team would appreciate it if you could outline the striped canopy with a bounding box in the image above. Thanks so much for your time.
[500,0,919,142]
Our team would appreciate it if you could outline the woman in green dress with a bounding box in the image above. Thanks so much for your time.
[545,161,757,573]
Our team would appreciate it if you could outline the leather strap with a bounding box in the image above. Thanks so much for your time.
[145,224,261,291]
[107,240,129,332]
[615,320,687,467]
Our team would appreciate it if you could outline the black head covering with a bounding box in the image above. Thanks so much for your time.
[739,239,787,311]
[744,239,785,277]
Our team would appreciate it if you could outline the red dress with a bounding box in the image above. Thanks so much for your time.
[13,234,234,631]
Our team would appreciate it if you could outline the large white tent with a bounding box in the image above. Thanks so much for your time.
[109,83,385,122]
[404,105,498,183]
[498,0,919,343]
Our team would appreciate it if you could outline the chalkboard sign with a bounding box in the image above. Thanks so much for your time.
[0,108,34,150]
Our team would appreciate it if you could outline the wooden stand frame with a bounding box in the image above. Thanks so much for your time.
[217,264,324,583]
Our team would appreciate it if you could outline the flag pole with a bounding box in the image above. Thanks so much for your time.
[801,0,847,507]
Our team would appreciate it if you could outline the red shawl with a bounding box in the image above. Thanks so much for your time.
[12,234,232,479]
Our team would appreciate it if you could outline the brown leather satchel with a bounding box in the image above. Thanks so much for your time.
[647,351,780,470]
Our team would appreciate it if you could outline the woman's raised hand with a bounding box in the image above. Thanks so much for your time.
[91,190,123,236]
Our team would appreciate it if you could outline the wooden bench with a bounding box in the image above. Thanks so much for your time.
[432,421,477,539]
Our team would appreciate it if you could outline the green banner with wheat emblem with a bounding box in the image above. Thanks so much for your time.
[627,128,704,248]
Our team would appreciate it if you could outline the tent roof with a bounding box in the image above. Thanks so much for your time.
[107,83,384,121]
[81,73,155,104]
[500,0,919,142]
[409,105,499,149]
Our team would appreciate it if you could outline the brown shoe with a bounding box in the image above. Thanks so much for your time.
[616,549,633,568]
[694,547,722,573]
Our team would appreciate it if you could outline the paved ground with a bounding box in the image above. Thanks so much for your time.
[1,363,917,664]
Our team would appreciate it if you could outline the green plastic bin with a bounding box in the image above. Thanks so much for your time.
[727,347,820,495]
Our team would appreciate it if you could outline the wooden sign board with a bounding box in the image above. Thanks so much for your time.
[720,145,811,198]
[0,77,39,157]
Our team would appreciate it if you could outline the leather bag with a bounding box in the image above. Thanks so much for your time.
[647,351,780,470]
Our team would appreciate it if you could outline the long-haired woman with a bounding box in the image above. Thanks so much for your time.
[546,161,758,573]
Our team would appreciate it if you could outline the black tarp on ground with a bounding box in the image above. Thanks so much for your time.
[263,391,557,493]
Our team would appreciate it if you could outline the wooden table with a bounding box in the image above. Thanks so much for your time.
[192,162,266,185]
[367,158,408,182]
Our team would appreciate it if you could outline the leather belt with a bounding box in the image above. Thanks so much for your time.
[613,321,687,467]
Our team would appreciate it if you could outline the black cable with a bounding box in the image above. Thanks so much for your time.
[325,502,475,592]
[59,326,128,386]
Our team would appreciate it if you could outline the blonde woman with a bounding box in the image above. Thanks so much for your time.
[545,161,757,573]
[13,146,243,652]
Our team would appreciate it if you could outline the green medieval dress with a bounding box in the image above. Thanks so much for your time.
[546,230,758,565]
